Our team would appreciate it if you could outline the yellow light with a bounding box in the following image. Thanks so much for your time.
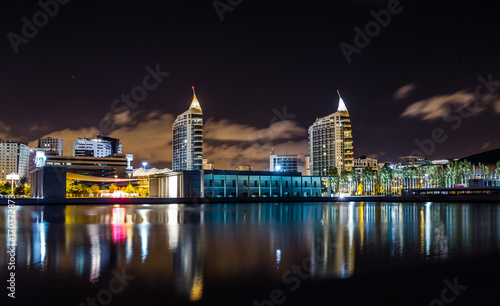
[189,274,203,301]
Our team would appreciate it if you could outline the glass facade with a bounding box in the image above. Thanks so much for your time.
[203,170,326,198]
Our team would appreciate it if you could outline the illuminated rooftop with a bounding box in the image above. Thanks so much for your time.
[190,86,202,110]
[337,89,348,112]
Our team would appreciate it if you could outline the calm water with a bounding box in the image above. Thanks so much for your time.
[2,202,500,305]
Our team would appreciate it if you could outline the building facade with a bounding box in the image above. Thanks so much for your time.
[308,91,354,176]
[42,154,131,177]
[73,135,122,157]
[0,140,30,183]
[353,157,378,170]
[38,137,63,156]
[148,170,332,198]
[172,87,203,171]
[270,154,299,172]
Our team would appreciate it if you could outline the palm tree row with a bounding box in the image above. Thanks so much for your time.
[327,159,500,196]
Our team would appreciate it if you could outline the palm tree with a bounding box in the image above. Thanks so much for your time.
[422,166,431,188]
[380,163,392,195]
[340,170,349,193]
[477,162,489,179]
[401,167,411,189]
[484,164,491,179]
[445,161,455,187]
[362,166,373,195]
[327,167,339,195]
[348,168,358,195]
[463,160,472,182]
[437,165,446,187]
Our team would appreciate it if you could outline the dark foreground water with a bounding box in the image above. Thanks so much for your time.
[2,202,500,305]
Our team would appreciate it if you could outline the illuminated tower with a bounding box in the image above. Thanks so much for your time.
[172,87,203,171]
[308,90,354,176]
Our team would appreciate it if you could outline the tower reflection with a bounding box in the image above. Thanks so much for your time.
[2,202,499,302]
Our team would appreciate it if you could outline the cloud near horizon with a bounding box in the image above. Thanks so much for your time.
[27,111,307,170]
[400,80,500,121]
[401,90,481,120]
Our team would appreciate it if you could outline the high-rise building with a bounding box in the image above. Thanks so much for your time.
[0,140,30,183]
[172,87,203,171]
[73,135,122,157]
[38,137,63,156]
[308,90,354,176]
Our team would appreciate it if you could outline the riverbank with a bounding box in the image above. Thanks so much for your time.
[2,194,500,205]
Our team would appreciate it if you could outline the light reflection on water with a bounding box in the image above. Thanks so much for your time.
[1,202,500,301]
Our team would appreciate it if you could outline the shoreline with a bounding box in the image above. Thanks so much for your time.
[2,194,500,205]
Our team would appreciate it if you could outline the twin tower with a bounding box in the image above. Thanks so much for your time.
[172,87,203,171]
[172,87,354,176]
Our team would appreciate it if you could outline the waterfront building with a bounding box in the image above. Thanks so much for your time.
[148,169,330,198]
[38,137,63,156]
[0,140,30,183]
[73,135,122,157]
[31,154,132,178]
[308,90,354,176]
[469,178,500,187]
[172,87,203,171]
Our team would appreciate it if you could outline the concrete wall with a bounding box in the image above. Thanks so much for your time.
[149,170,203,198]
[30,166,67,199]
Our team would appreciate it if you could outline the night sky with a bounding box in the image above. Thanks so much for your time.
[1,0,499,170]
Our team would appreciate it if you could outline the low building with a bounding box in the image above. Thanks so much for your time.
[468,178,500,187]
[202,159,214,170]
[400,156,432,167]
[203,170,324,198]
[149,170,331,198]
[235,165,253,171]
[29,152,133,178]
[353,156,378,170]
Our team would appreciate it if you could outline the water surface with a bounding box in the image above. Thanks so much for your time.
[2,202,500,305]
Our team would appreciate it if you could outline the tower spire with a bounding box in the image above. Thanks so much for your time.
[337,89,348,112]
[190,86,201,110]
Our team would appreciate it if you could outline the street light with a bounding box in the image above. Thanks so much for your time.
[142,162,148,169]
[6,173,19,197]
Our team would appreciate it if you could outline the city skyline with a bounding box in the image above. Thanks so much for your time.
[1,0,500,170]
